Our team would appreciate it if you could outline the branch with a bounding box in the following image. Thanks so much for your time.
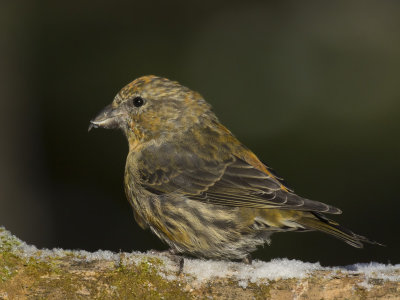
[0,227,399,299]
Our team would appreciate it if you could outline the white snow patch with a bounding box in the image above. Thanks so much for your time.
[238,280,248,288]
[74,249,121,263]
[342,262,400,281]
[183,258,322,285]
[357,280,374,291]
[339,262,400,289]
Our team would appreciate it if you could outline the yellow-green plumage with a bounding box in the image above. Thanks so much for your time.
[90,75,379,260]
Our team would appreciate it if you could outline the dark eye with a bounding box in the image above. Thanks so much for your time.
[132,96,144,107]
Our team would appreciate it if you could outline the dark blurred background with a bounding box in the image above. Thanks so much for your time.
[1,1,399,266]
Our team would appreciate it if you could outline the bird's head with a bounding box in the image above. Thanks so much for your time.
[89,75,214,149]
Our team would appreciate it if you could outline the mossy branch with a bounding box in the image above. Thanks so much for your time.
[0,227,399,299]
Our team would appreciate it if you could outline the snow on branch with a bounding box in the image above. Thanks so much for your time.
[1,227,399,299]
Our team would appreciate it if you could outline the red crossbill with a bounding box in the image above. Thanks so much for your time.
[89,75,379,263]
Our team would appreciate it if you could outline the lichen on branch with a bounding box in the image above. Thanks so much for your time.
[0,227,399,299]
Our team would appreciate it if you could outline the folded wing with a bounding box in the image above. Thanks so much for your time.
[137,142,341,214]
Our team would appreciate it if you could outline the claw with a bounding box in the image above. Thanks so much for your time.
[242,254,252,265]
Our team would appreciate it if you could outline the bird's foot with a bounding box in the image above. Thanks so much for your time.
[148,249,184,274]
[242,254,252,265]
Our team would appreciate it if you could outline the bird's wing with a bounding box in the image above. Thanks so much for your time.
[137,142,341,214]
[190,157,341,214]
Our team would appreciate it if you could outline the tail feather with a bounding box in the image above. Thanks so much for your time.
[296,213,382,248]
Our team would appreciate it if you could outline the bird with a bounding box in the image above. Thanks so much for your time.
[89,75,379,265]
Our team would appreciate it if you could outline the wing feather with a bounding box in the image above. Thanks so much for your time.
[137,143,341,214]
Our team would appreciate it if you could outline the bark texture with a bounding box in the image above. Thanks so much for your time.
[1,227,399,299]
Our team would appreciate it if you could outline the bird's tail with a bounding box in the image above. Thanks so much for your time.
[296,213,382,248]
